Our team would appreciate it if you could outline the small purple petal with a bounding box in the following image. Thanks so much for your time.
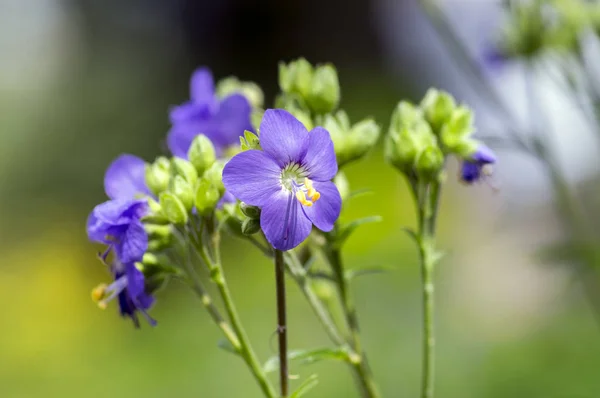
[212,94,253,148]
[190,67,216,106]
[302,127,338,181]
[92,199,138,226]
[260,191,312,251]
[472,144,497,164]
[169,101,213,125]
[115,220,148,264]
[104,155,151,200]
[86,211,109,244]
[223,150,283,206]
[301,181,341,232]
[461,161,481,183]
[259,109,310,167]
[126,264,146,298]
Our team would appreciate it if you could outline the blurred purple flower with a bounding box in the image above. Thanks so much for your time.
[461,144,497,184]
[223,109,341,251]
[167,67,253,158]
[87,154,156,326]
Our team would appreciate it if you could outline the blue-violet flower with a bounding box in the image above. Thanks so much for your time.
[87,154,156,326]
[223,109,342,250]
[461,144,497,184]
[167,67,253,158]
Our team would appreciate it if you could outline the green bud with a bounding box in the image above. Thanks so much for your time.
[391,102,423,131]
[287,106,313,130]
[144,224,174,251]
[142,198,169,225]
[240,202,261,219]
[324,111,380,168]
[251,108,264,132]
[220,202,245,238]
[188,134,216,175]
[241,217,261,235]
[145,157,170,196]
[195,178,221,216]
[334,172,350,202]
[440,106,477,155]
[279,58,314,98]
[415,145,444,181]
[420,89,456,133]
[204,161,226,194]
[171,158,198,185]
[216,76,264,108]
[171,175,194,212]
[451,138,479,159]
[306,64,340,114]
[159,192,188,225]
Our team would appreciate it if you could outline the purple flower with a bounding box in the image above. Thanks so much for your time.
[223,109,342,251]
[461,144,497,184]
[87,154,156,326]
[167,67,253,158]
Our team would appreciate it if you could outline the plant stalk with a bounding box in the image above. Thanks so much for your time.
[274,249,289,397]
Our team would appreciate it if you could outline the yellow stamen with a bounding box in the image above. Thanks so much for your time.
[295,191,313,207]
[91,283,108,310]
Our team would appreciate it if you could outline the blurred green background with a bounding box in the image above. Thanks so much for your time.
[1,1,599,397]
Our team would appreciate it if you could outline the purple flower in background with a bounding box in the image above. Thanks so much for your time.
[167,67,253,158]
[223,109,342,251]
[87,154,156,326]
[461,144,497,184]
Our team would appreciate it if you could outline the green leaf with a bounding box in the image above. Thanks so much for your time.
[336,216,383,246]
[346,189,373,202]
[217,339,240,356]
[263,347,350,374]
[290,374,319,398]
[345,265,395,282]
[401,227,419,244]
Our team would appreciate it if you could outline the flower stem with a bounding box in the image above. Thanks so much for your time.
[191,227,277,398]
[274,249,289,397]
[326,248,381,398]
[411,181,442,398]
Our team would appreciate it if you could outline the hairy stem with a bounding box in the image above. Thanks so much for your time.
[327,248,381,398]
[191,227,277,398]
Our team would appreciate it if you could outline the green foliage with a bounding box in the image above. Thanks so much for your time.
[188,134,216,176]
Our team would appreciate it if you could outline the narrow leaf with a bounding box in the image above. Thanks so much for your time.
[345,265,395,282]
[217,339,239,356]
[337,216,382,245]
[346,188,373,201]
[291,374,319,398]
[263,347,350,373]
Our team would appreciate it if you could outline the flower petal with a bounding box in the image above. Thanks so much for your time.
[259,109,309,167]
[115,220,148,264]
[167,119,217,158]
[86,211,110,243]
[302,127,338,181]
[190,67,216,105]
[222,150,282,206]
[260,191,312,251]
[461,161,480,183]
[104,155,150,200]
[212,94,253,148]
[473,144,497,164]
[301,181,341,232]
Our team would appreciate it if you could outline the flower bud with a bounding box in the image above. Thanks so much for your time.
[159,192,188,225]
[415,145,444,181]
[145,157,171,196]
[420,89,456,133]
[204,161,226,194]
[142,198,169,225]
[216,76,264,108]
[241,217,261,235]
[306,64,340,114]
[240,202,261,219]
[279,58,314,98]
[144,224,174,251]
[171,175,194,212]
[334,172,350,202]
[324,111,380,168]
[195,178,221,216]
[220,202,245,237]
[188,134,216,176]
[171,158,198,185]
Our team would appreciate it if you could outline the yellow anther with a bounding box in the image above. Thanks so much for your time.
[309,190,320,202]
[91,284,108,309]
[304,178,320,202]
[304,178,314,190]
[295,191,313,207]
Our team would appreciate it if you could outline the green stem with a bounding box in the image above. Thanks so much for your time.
[411,181,442,398]
[192,228,277,398]
[182,257,241,352]
[274,250,289,397]
[327,248,381,398]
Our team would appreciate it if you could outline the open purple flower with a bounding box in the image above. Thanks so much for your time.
[223,109,342,251]
[87,154,156,326]
[461,144,497,184]
[167,67,253,158]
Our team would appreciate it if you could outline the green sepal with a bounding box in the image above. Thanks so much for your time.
[195,178,221,216]
[188,134,216,176]
[159,192,188,225]
[171,158,198,185]
[145,157,171,196]
[241,217,261,235]
[170,175,194,212]
[240,202,261,219]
